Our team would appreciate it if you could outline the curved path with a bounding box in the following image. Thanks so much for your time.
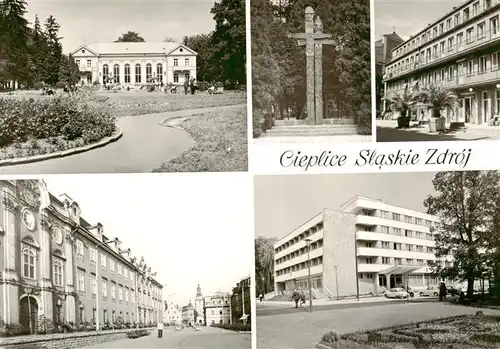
[0,104,245,174]
[82,326,251,349]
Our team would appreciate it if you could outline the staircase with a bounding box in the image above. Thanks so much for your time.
[263,118,358,137]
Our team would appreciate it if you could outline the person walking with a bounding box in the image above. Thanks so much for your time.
[439,282,447,301]
[190,78,197,95]
[259,293,264,302]
[157,321,164,338]
[291,289,300,308]
[183,78,189,95]
[300,290,306,307]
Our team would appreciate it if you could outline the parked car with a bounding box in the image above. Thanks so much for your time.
[419,286,439,297]
[446,286,461,296]
[403,286,415,298]
[385,288,409,299]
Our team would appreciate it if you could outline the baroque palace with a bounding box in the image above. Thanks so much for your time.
[0,180,163,332]
[70,42,198,86]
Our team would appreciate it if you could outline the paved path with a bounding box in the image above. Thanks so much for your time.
[256,301,500,349]
[0,104,245,174]
[254,135,373,144]
[82,327,251,349]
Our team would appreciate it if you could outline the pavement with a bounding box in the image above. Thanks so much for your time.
[81,326,251,349]
[376,119,500,142]
[256,300,500,349]
[0,104,245,174]
[253,135,373,144]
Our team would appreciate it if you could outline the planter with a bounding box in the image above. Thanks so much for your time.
[450,122,465,131]
[428,117,446,132]
[397,116,410,128]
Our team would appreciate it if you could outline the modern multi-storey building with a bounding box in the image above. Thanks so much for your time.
[70,42,197,86]
[0,180,163,333]
[204,292,231,326]
[383,0,500,124]
[273,196,445,299]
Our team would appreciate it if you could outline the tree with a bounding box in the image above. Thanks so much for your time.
[255,236,278,295]
[114,31,145,42]
[44,15,62,86]
[30,14,49,84]
[424,171,500,298]
[210,0,246,86]
[164,36,176,43]
[385,85,418,128]
[58,54,79,87]
[183,33,216,82]
[418,84,460,119]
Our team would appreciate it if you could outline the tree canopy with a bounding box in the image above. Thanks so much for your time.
[255,236,278,295]
[114,31,145,42]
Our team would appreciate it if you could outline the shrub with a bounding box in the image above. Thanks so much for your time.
[0,92,116,148]
[127,329,149,339]
[211,323,251,332]
[321,331,339,344]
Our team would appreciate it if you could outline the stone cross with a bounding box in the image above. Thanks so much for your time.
[288,7,335,124]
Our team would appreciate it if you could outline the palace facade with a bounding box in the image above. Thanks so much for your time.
[70,42,197,86]
[204,292,231,326]
[0,180,163,332]
[383,0,500,124]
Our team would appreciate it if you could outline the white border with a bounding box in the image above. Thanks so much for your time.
[246,0,253,174]
[370,0,377,141]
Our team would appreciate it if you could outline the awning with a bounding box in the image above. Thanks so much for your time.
[378,265,422,275]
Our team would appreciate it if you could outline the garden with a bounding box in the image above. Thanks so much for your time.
[0,90,117,161]
[318,312,500,349]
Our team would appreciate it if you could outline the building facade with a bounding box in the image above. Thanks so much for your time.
[194,284,205,325]
[181,301,194,325]
[273,196,447,298]
[204,292,231,326]
[71,42,197,86]
[163,301,181,324]
[383,0,500,124]
[376,32,404,112]
[230,276,250,325]
[0,180,163,333]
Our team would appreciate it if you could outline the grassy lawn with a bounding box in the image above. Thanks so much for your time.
[319,313,500,349]
[0,89,246,117]
[153,105,247,172]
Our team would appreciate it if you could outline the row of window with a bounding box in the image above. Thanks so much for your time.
[362,241,434,253]
[375,209,434,227]
[274,222,323,254]
[388,13,500,78]
[392,0,494,60]
[361,256,451,267]
[275,256,323,277]
[275,239,323,265]
[375,226,434,240]
[99,63,190,84]
[75,58,190,68]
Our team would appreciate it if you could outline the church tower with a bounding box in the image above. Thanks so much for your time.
[194,284,205,325]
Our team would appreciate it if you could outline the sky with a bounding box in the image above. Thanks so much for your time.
[24,0,217,53]
[254,172,439,240]
[42,173,253,307]
[375,0,466,41]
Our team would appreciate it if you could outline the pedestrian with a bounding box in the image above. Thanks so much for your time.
[157,321,164,338]
[183,78,189,95]
[439,282,447,301]
[300,290,306,307]
[291,288,300,308]
[190,78,197,95]
[259,293,264,302]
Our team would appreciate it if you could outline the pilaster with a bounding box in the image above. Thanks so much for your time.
[39,213,53,321]
[314,42,323,124]
[64,229,76,323]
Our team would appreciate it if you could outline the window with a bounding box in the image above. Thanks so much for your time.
[102,281,107,298]
[381,241,390,249]
[447,37,454,51]
[112,285,116,300]
[446,18,452,31]
[113,64,120,83]
[54,260,64,286]
[455,14,460,26]
[405,230,413,237]
[101,253,107,268]
[77,240,84,255]
[146,63,152,82]
[480,56,487,73]
[185,58,189,66]
[117,264,122,275]
[382,257,391,264]
[76,59,80,66]
[407,244,414,252]
[174,73,179,83]
[463,8,470,22]
[125,290,129,302]
[393,228,402,236]
[90,248,96,262]
[109,259,115,272]
[466,27,474,43]
[440,41,445,53]
[23,248,36,279]
[156,63,163,83]
[440,68,446,81]
[87,60,91,68]
[448,66,454,80]
[380,226,389,234]
[472,2,479,17]
[366,258,373,264]
[119,287,123,301]
[91,276,97,295]
[124,268,128,278]
[102,64,109,83]
[478,22,486,39]
[467,60,474,75]
[392,213,401,221]
[395,258,402,265]
[124,64,131,83]
[78,272,85,292]
[491,15,499,35]
[135,64,141,83]
[457,32,463,46]
[185,72,190,81]
[173,58,178,66]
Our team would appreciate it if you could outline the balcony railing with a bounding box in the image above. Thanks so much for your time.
[386,26,500,81]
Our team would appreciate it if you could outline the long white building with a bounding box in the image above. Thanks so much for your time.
[70,42,197,86]
[273,196,447,298]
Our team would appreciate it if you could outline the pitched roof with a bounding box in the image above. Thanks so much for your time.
[86,42,179,55]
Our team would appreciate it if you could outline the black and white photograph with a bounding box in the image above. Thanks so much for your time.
[251,0,372,143]
[255,172,500,349]
[0,175,253,348]
[376,0,500,142]
[0,0,246,174]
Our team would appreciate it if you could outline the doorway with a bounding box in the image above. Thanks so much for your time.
[19,296,38,334]
[464,97,472,123]
[482,91,491,123]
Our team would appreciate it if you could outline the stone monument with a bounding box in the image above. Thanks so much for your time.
[288,7,335,125]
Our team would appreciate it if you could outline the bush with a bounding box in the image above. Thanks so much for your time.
[127,329,150,339]
[210,323,251,332]
[0,91,116,148]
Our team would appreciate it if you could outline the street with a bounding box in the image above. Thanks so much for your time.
[82,326,251,349]
[256,300,500,349]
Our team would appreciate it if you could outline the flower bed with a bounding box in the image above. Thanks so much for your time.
[318,313,500,349]
[126,329,150,339]
[0,91,116,160]
[211,323,251,332]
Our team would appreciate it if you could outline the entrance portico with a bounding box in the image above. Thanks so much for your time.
[377,265,422,292]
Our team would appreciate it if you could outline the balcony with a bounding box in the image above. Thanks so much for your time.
[356,215,379,226]
[276,247,323,271]
[386,26,500,82]
[357,247,435,260]
[275,264,323,282]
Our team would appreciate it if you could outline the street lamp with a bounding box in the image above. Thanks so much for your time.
[334,266,340,300]
[305,238,312,313]
[24,283,41,335]
[354,235,360,301]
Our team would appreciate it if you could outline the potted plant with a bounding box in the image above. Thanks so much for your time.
[418,84,459,133]
[385,85,417,129]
